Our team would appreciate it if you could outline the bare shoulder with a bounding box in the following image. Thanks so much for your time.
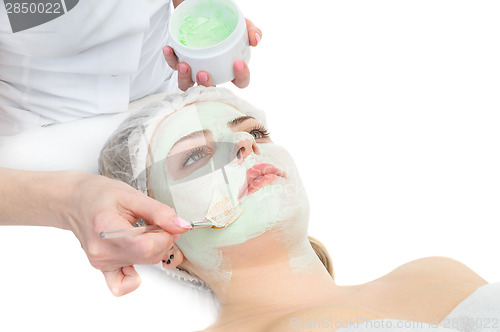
[266,305,381,332]
[387,256,488,285]
[373,256,488,322]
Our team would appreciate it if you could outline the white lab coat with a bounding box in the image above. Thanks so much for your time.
[0,0,177,136]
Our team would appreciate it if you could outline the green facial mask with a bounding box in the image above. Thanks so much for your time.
[148,102,310,281]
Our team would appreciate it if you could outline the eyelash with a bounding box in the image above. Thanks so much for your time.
[248,125,270,139]
[182,146,212,167]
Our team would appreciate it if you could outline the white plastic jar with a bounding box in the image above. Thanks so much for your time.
[168,0,250,85]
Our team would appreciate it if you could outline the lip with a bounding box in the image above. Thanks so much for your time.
[238,163,286,201]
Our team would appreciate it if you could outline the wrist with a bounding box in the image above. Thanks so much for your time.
[21,169,83,230]
[0,168,75,228]
[45,170,87,231]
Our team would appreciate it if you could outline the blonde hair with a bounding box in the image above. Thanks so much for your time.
[309,236,334,279]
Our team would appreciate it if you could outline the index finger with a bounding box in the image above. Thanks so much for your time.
[245,18,262,47]
[123,191,191,233]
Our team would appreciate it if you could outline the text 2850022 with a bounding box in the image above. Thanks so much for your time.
[5,2,62,14]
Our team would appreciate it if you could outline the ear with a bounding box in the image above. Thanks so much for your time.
[161,244,184,269]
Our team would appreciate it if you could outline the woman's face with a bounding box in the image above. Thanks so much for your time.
[148,102,309,279]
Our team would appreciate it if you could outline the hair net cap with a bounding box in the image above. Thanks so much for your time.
[98,86,266,289]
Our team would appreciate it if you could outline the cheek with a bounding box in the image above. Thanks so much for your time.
[168,175,213,221]
[168,165,246,221]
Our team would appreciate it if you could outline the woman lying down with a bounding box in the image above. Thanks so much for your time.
[98,86,499,332]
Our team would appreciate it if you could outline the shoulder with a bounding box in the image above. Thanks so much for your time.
[375,256,488,322]
[386,256,487,285]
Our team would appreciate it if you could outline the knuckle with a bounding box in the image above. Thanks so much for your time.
[87,247,105,269]
[157,204,175,216]
[109,284,124,297]
[179,73,191,82]
[87,243,101,259]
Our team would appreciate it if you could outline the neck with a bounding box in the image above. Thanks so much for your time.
[200,233,345,328]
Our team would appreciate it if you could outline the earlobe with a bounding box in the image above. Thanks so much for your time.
[162,244,184,269]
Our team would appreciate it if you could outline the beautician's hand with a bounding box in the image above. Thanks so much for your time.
[0,169,189,296]
[63,172,190,296]
[163,18,262,91]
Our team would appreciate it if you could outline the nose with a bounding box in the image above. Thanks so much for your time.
[234,132,260,164]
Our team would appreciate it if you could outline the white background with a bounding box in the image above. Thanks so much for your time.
[237,0,500,285]
[1,1,500,331]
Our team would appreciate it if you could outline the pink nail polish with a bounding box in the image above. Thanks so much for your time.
[163,47,171,56]
[179,63,188,74]
[174,217,193,229]
[198,72,208,83]
[234,60,245,72]
[255,33,261,44]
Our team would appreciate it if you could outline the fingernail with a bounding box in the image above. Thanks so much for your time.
[179,63,188,74]
[255,33,261,44]
[174,217,192,229]
[234,60,245,72]
[197,72,208,83]
[163,47,171,56]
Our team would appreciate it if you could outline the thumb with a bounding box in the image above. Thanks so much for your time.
[124,191,191,233]
[103,266,141,297]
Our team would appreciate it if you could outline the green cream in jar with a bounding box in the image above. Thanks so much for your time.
[179,15,235,48]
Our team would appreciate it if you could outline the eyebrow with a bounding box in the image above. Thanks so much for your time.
[170,116,256,151]
[228,115,255,128]
[170,130,209,150]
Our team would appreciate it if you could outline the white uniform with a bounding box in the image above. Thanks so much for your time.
[0,0,176,136]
